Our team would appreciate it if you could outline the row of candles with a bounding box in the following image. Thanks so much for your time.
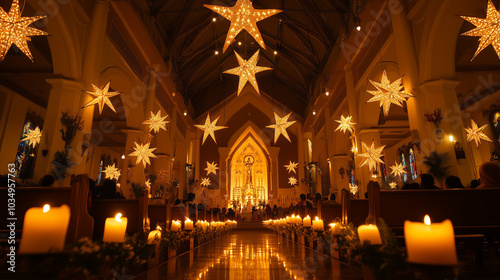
[18,204,237,254]
[263,214,325,231]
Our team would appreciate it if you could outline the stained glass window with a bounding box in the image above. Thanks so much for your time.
[409,148,418,180]
[400,152,408,182]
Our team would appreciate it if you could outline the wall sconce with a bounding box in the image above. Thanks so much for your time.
[312,108,316,116]
[339,167,345,179]
[448,135,454,142]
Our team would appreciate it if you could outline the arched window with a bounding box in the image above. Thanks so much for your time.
[409,148,418,180]
[400,152,408,182]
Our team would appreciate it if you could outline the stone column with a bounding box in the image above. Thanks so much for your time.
[357,129,382,196]
[269,147,280,200]
[330,155,350,199]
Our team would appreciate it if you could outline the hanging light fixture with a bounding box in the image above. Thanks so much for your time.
[354,0,361,31]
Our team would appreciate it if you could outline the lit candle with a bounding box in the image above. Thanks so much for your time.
[312,217,324,231]
[185,218,194,230]
[329,223,340,235]
[404,215,457,266]
[303,215,311,227]
[103,213,128,243]
[295,215,301,224]
[171,220,181,231]
[147,226,162,244]
[357,224,382,245]
[19,204,70,254]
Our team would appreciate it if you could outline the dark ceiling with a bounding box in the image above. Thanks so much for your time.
[139,0,354,118]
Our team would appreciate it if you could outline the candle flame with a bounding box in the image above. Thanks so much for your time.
[329,223,336,228]
[186,217,192,222]
[315,216,319,221]
[43,204,50,213]
[156,225,161,231]
[115,213,122,222]
[296,215,300,219]
[306,215,310,219]
[424,215,431,225]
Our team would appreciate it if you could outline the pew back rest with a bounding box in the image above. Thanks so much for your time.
[171,206,186,222]
[341,189,369,227]
[319,203,342,225]
[149,204,167,228]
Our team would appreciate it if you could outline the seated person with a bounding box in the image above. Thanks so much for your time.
[478,162,500,188]
[98,179,121,199]
[297,194,313,209]
[322,193,340,204]
[469,179,480,189]
[445,175,464,188]
[174,199,184,207]
[38,174,55,187]
[420,174,440,189]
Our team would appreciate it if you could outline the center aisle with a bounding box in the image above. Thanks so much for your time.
[136,230,363,280]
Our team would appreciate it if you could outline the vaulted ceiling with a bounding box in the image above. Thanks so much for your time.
[137,0,354,118]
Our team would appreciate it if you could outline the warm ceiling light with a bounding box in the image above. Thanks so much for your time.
[274,51,278,55]
[215,50,219,55]
[183,109,188,116]
[238,42,242,46]
[312,109,316,115]
[213,17,217,22]
[325,91,329,96]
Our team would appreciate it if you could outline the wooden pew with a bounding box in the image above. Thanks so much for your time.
[148,200,169,229]
[0,174,93,244]
[341,189,369,227]
[366,184,500,235]
[89,189,148,240]
[318,202,342,226]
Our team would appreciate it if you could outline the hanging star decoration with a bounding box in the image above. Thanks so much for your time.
[194,114,228,145]
[224,50,272,96]
[460,0,500,60]
[284,161,299,174]
[143,110,169,134]
[82,82,121,114]
[390,161,407,178]
[266,112,296,144]
[205,161,219,176]
[21,126,42,148]
[335,115,356,134]
[366,70,413,118]
[0,0,49,62]
[145,179,151,189]
[356,141,386,172]
[201,178,211,187]
[128,141,157,167]
[465,119,493,147]
[103,163,121,181]
[288,177,298,186]
[349,183,358,196]
[204,0,282,53]
[389,182,398,190]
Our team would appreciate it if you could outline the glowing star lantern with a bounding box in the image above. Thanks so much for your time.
[356,141,386,172]
[82,82,121,115]
[143,110,169,133]
[224,50,272,96]
[335,115,356,134]
[390,161,406,178]
[145,179,151,189]
[21,126,42,148]
[366,70,413,118]
[389,182,398,190]
[204,0,282,53]
[266,112,296,144]
[201,177,211,187]
[0,0,49,62]
[288,177,298,186]
[461,0,500,60]
[103,163,121,181]
[194,114,228,145]
[284,161,299,174]
[128,141,157,167]
[465,119,493,147]
[205,161,219,176]
[103,213,128,243]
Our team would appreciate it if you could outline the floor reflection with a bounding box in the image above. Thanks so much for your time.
[136,231,362,280]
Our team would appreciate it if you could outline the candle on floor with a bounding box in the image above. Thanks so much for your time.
[148,226,162,244]
[185,218,194,230]
[103,213,128,243]
[357,224,382,245]
[303,215,311,227]
[404,215,457,266]
[171,220,181,231]
[19,204,71,254]
[312,217,324,231]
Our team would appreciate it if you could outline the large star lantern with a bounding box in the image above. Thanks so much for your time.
[83,82,121,114]
[0,0,49,62]
[390,161,407,178]
[205,161,219,176]
[367,70,413,118]
[145,179,151,189]
[460,0,500,60]
[194,114,228,145]
[266,112,296,144]
[465,119,492,147]
[335,115,356,134]
[288,177,298,186]
[356,141,386,172]
[21,126,42,148]
[284,161,299,174]
[389,182,398,190]
[224,50,272,96]
[128,141,157,167]
[201,177,211,187]
[204,0,282,53]
[103,163,121,181]
[143,110,169,134]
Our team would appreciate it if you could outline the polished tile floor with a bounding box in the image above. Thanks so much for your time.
[135,231,363,280]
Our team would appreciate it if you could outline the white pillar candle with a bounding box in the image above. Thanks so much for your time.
[171,220,181,231]
[19,204,71,254]
[404,215,457,266]
[357,224,382,245]
[312,217,324,231]
[103,213,128,243]
[303,215,311,227]
[185,218,194,230]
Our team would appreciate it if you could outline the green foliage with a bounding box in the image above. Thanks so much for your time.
[159,230,188,254]
[59,112,84,148]
[51,149,77,180]
[423,151,451,182]
[130,182,147,199]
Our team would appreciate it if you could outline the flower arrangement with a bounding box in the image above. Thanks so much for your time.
[59,112,84,148]
[159,230,188,254]
[424,109,443,127]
